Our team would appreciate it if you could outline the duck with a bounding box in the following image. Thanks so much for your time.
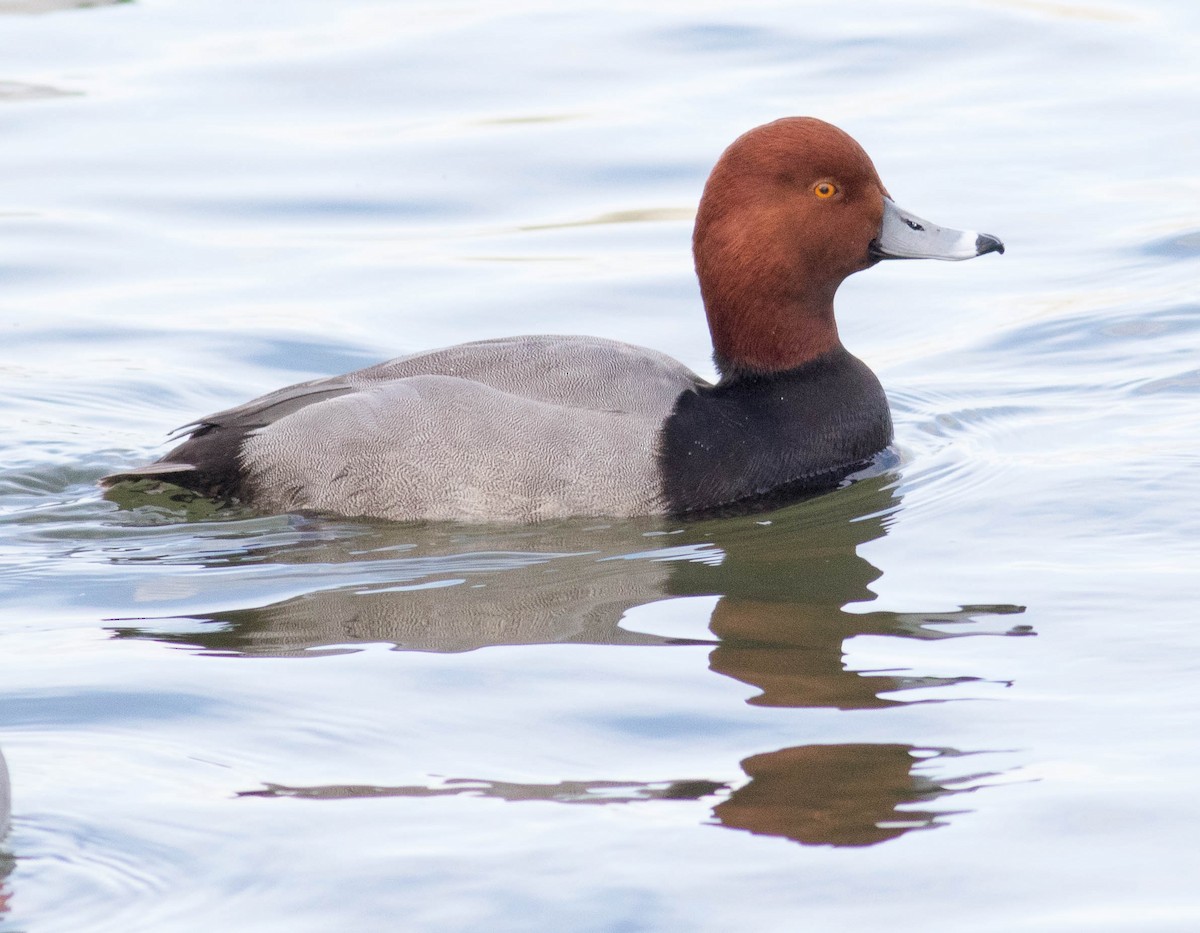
[103,117,1003,522]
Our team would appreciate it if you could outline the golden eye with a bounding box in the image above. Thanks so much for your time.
[814,181,838,199]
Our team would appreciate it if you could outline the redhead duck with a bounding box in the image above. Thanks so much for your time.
[103,117,1003,522]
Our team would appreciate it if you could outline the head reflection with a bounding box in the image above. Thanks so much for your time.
[713,744,983,847]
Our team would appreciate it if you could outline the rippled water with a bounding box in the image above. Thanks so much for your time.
[2,0,1199,930]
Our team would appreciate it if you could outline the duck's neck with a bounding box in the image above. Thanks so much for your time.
[706,286,843,380]
[695,225,844,380]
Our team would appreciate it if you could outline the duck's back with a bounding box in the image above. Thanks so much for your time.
[115,336,707,522]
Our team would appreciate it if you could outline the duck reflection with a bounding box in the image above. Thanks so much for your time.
[111,477,1026,706]
[113,478,1026,848]
[237,743,993,848]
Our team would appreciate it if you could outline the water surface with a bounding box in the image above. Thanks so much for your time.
[2,1,1200,930]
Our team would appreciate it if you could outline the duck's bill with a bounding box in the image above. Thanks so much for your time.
[870,197,1004,261]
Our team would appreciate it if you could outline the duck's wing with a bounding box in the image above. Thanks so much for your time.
[168,381,360,441]
[99,379,361,488]
[344,335,707,416]
[169,334,706,437]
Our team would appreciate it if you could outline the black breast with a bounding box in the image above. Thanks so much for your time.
[657,347,893,517]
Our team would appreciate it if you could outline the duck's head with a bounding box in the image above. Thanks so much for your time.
[693,117,1003,379]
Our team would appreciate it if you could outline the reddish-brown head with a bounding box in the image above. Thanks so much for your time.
[694,117,888,378]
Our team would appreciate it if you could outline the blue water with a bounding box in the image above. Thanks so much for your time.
[3,1,1200,930]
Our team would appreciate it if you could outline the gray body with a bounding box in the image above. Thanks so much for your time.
[139,336,706,522]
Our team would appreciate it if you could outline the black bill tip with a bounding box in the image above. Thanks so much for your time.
[976,233,1005,256]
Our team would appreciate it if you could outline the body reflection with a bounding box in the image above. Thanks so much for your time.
[111,477,1025,683]
[239,777,726,805]
[113,477,1026,847]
